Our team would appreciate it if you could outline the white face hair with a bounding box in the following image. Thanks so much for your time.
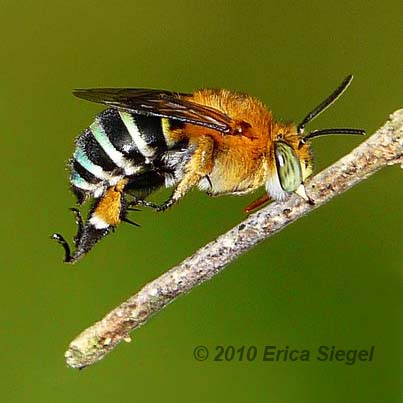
[265,171,290,201]
[266,141,313,202]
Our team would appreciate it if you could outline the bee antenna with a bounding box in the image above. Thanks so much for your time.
[298,128,365,149]
[297,75,354,135]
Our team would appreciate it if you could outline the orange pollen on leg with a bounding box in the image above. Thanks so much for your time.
[93,179,128,226]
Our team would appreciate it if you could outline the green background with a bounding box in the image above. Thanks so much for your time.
[1,1,401,402]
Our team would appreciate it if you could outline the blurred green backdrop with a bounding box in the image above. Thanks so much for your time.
[1,1,401,402]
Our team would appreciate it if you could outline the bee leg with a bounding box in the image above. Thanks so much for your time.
[154,197,176,212]
[156,136,214,212]
[130,196,173,212]
[52,180,129,264]
[128,197,159,209]
[128,196,173,212]
[244,194,271,213]
[70,208,84,247]
[205,175,213,189]
[51,233,73,263]
[51,207,84,263]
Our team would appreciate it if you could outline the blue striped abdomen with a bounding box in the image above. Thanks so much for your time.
[70,108,170,203]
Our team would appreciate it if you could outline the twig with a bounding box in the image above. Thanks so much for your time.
[65,110,403,369]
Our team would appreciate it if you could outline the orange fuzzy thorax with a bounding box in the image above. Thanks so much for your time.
[183,89,313,194]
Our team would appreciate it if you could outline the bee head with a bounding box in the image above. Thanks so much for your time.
[265,124,313,202]
[268,75,365,203]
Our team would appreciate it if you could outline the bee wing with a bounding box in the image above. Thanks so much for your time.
[73,88,233,133]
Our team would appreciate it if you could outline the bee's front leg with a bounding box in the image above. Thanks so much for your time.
[244,193,271,213]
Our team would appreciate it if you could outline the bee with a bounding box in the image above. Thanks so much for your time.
[52,75,365,263]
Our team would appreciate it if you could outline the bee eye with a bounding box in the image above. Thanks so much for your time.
[274,142,303,192]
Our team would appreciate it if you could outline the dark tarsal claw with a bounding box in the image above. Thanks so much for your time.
[51,207,85,264]
[51,233,73,263]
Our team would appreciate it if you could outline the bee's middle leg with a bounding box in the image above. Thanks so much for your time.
[156,137,214,212]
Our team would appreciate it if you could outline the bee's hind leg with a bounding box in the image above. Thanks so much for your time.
[51,233,73,263]
[51,208,84,263]
[70,208,84,247]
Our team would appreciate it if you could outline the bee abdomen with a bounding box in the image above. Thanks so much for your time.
[70,109,172,201]
[117,110,168,159]
[70,127,116,201]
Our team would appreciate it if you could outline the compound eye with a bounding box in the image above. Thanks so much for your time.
[274,142,303,192]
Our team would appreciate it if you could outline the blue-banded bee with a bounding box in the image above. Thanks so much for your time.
[52,75,364,263]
